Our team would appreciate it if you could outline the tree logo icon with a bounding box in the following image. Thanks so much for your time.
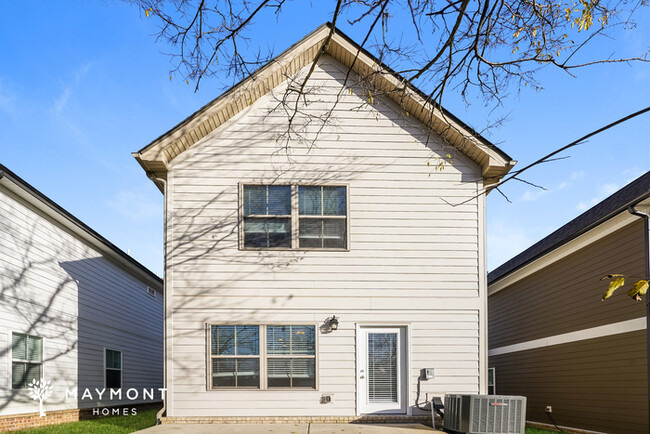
[27,378,54,417]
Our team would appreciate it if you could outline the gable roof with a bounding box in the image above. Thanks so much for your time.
[0,163,163,290]
[488,170,650,285]
[133,23,515,192]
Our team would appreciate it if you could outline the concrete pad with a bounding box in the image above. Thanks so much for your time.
[137,424,309,433]
[309,424,440,433]
[136,423,442,433]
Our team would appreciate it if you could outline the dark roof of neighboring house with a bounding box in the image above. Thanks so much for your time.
[489,171,650,284]
[0,162,163,288]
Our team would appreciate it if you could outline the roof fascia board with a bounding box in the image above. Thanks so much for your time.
[0,170,163,290]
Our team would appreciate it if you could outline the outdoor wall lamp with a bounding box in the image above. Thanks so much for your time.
[327,315,339,331]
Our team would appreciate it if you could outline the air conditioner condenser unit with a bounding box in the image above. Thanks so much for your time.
[442,394,526,434]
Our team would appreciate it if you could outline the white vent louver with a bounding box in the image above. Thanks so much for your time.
[442,394,526,434]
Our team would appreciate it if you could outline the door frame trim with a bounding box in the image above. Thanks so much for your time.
[355,323,412,416]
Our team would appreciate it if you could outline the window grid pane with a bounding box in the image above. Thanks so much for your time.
[12,333,26,360]
[244,218,291,248]
[299,218,346,249]
[212,325,259,356]
[106,349,121,369]
[323,186,346,216]
[212,358,260,388]
[267,326,315,355]
[267,358,315,388]
[244,185,291,216]
[106,369,121,389]
[27,336,42,362]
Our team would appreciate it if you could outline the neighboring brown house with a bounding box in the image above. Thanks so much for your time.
[488,171,650,434]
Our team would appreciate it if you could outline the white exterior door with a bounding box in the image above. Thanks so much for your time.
[357,326,407,414]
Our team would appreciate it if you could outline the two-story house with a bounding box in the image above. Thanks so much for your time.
[134,23,514,424]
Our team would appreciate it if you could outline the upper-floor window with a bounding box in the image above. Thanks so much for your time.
[12,333,43,389]
[241,184,347,250]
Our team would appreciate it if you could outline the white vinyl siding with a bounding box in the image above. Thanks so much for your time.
[165,54,484,417]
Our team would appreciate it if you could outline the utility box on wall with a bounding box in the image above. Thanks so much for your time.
[443,394,527,434]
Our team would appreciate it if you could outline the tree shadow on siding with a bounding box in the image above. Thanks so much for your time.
[59,258,163,411]
[0,219,78,414]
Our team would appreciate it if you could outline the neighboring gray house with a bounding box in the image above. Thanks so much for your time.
[488,171,650,434]
[134,24,514,424]
[0,163,163,431]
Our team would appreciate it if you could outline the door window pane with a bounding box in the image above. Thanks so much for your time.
[368,333,397,403]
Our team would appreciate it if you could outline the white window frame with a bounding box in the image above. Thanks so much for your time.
[11,332,43,390]
[104,348,122,389]
[239,183,350,251]
[206,323,319,391]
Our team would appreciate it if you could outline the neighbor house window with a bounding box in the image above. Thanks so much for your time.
[105,349,122,389]
[12,333,42,389]
[241,184,347,250]
[488,368,496,395]
[209,325,316,389]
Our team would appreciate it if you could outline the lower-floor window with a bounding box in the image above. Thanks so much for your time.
[209,324,317,389]
[12,333,43,389]
[105,349,122,389]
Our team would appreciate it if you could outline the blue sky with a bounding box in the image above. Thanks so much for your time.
[1,1,649,276]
